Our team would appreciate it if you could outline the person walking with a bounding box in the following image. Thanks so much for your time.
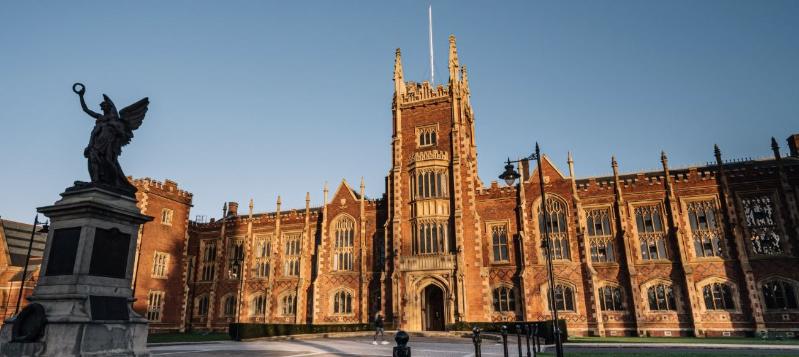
[372,311,388,345]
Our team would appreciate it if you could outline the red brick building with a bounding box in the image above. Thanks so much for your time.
[176,36,799,337]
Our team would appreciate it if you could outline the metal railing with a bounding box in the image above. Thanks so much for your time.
[472,324,544,357]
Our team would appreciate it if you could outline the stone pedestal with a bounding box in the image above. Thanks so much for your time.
[0,186,152,356]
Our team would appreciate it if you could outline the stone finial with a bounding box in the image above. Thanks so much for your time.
[660,151,669,169]
[771,137,781,159]
[394,48,405,96]
[306,191,310,202]
[714,144,722,164]
[277,195,282,205]
[448,34,460,81]
[222,202,228,217]
[567,151,575,177]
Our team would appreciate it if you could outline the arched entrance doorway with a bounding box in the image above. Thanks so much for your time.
[421,284,445,331]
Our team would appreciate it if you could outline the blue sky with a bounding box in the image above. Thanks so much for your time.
[1,1,797,222]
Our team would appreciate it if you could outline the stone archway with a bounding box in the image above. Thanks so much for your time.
[421,284,445,331]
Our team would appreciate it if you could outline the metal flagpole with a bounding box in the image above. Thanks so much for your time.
[428,4,434,84]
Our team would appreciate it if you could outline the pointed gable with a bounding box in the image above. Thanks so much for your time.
[527,155,567,184]
[330,179,360,206]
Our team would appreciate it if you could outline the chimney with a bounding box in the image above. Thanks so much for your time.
[227,202,239,217]
[787,134,799,157]
[520,159,531,182]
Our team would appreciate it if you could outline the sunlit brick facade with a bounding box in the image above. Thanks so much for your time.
[170,36,799,337]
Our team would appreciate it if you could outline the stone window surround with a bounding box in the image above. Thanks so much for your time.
[640,278,683,314]
[628,200,669,263]
[695,276,741,313]
[279,291,298,316]
[220,292,237,317]
[161,208,173,226]
[331,214,356,272]
[415,123,439,147]
[540,280,579,313]
[597,281,627,312]
[490,283,518,313]
[252,234,273,279]
[248,293,268,317]
[147,289,166,322]
[532,194,572,262]
[330,288,356,316]
[283,231,302,277]
[736,191,791,258]
[195,294,210,317]
[582,205,617,265]
[151,251,170,279]
[758,276,799,312]
[679,196,727,260]
[485,220,512,265]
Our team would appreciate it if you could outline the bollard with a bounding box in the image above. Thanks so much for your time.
[472,326,482,357]
[516,324,523,357]
[501,325,509,357]
[525,322,532,357]
[393,330,411,357]
[533,324,540,353]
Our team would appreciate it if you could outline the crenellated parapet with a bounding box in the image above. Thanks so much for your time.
[132,177,193,204]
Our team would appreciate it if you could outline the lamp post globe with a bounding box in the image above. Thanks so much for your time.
[499,159,520,186]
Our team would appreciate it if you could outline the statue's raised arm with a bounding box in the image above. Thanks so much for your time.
[73,83,101,119]
[70,83,150,197]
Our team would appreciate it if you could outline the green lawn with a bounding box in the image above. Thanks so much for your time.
[147,332,230,343]
[569,336,799,345]
[540,353,793,357]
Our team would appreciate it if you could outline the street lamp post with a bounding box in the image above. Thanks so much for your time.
[498,143,564,357]
[228,253,244,339]
[14,214,49,316]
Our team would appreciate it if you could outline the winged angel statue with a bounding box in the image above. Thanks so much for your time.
[72,83,149,197]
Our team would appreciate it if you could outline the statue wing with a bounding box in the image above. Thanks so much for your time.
[118,97,149,145]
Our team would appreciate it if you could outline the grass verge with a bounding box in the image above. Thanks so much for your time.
[569,336,799,345]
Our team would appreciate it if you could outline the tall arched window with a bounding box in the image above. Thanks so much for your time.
[492,286,516,312]
[636,205,668,260]
[598,285,624,311]
[539,197,570,260]
[222,295,237,317]
[284,233,301,276]
[647,283,677,311]
[415,169,447,199]
[196,295,210,317]
[742,196,783,255]
[586,208,615,263]
[491,224,510,262]
[702,282,735,310]
[762,280,798,310]
[334,217,355,271]
[688,200,724,257]
[281,293,297,316]
[253,236,272,279]
[333,290,353,314]
[250,294,266,316]
[547,284,575,311]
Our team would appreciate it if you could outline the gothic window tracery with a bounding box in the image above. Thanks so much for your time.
[333,217,355,271]
[539,197,570,260]
[646,283,677,311]
[227,239,244,277]
[762,280,798,310]
[702,282,735,310]
[284,233,301,276]
[492,286,516,312]
[490,224,510,262]
[742,196,783,256]
[598,285,624,311]
[196,294,210,317]
[687,200,724,258]
[281,293,297,316]
[547,283,575,312]
[199,240,216,281]
[417,126,438,147]
[250,294,266,316]
[332,290,354,314]
[253,236,271,279]
[635,205,668,260]
[412,220,448,255]
[586,208,615,263]
[222,294,237,317]
[414,169,447,199]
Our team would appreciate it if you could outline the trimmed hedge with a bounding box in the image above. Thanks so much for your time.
[229,323,373,341]
[446,320,567,344]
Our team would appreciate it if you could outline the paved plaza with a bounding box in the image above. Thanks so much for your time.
[148,336,799,356]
